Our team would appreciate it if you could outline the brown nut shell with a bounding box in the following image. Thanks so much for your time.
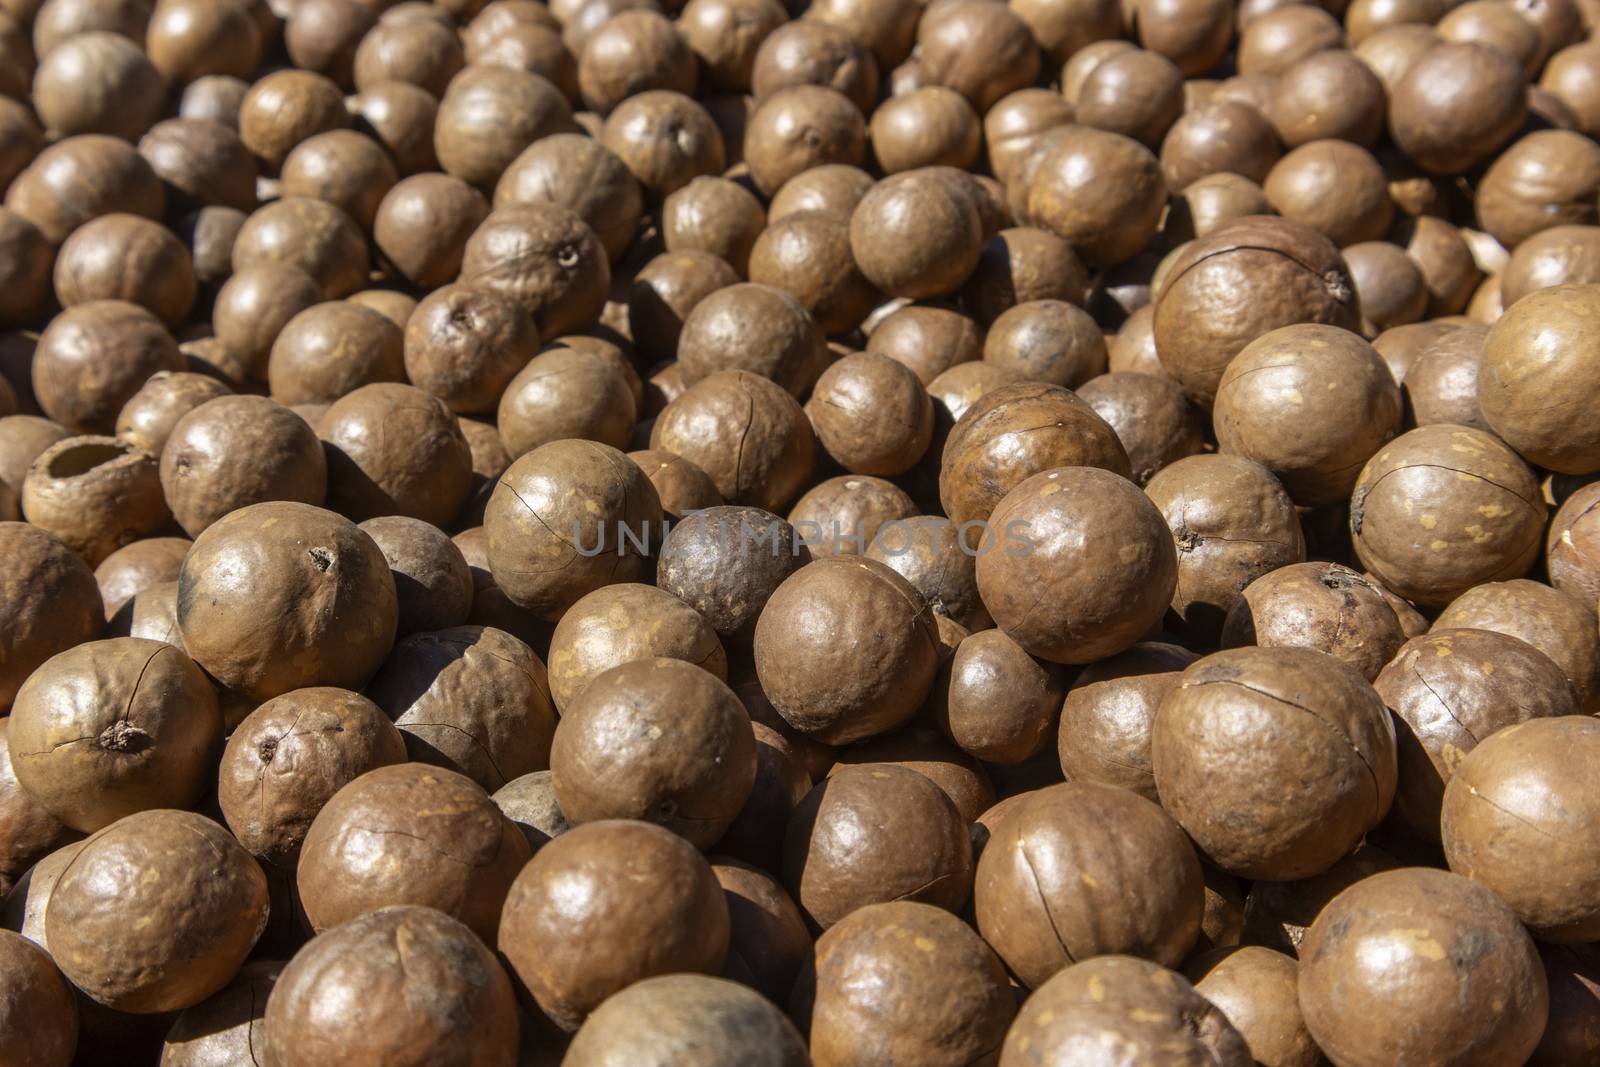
[1349,424,1545,606]
[217,687,406,868]
[1152,646,1399,880]
[1390,42,1527,175]
[33,300,184,435]
[1213,323,1401,507]
[1058,641,1197,801]
[1153,215,1360,408]
[977,466,1175,665]
[782,763,972,929]
[753,556,939,744]
[261,906,518,1067]
[551,657,754,845]
[405,284,538,417]
[460,203,610,340]
[849,169,981,299]
[1221,562,1406,681]
[676,282,827,398]
[601,90,726,198]
[1298,868,1547,1067]
[1443,717,1600,941]
[53,213,197,328]
[1377,628,1578,845]
[656,504,808,645]
[795,901,1014,1067]
[1077,370,1205,486]
[317,382,472,527]
[938,381,1130,528]
[114,371,231,458]
[21,436,172,567]
[998,954,1250,1066]
[497,818,730,1031]
[177,501,398,701]
[546,582,726,711]
[8,638,220,833]
[160,395,328,537]
[0,929,76,1067]
[1481,283,1600,474]
[484,439,662,620]
[0,521,103,710]
[651,370,816,512]
[368,625,555,792]
[564,973,807,1067]
[1024,126,1166,267]
[1434,578,1600,712]
[232,198,368,300]
[5,134,164,246]
[46,809,268,1014]
[297,762,531,943]
[974,781,1203,988]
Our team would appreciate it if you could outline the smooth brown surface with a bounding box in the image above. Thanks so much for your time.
[1443,716,1600,940]
[0,521,102,710]
[546,582,726,710]
[1152,646,1399,879]
[552,657,753,845]
[1154,215,1360,407]
[795,901,1013,1067]
[1187,946,1324,1067]
[177,501,397,701]
[975,781,1203,988]
[485,439,661,619]
[754,556,938,744]
[676,283,826,397]
[498,819,729,1031]
[0,718,73,899]
[0,928,77,1067]
[1390,42,1527,174]
[1434,579,1600,712]
[33,301,184,435]
[297,763,531,943]
[828,727,995,823]
[850,169,981,299]
[999,955,1250,1066]
[1482,284,1600,473]
[267,302,406,406]
[1025,126,1166,267]
[262,906,518,1067]
[979,466,1174,664]
[1078,371,1206,486]
[564,974,807,1067]
[161,395,327,537]
[1059,641,1197,801]
[783,763,972,929]
[1299,868,1547,1067]
[939,381,1130,527]
[1351,424,1545,606]
[47,809,268,1014]
[651,370,816,512]
[1213,324,1401,507]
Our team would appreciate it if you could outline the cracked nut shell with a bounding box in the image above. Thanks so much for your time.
[1152,646,1399,879]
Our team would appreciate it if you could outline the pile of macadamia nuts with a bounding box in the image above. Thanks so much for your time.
[10,0,1600,1064]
